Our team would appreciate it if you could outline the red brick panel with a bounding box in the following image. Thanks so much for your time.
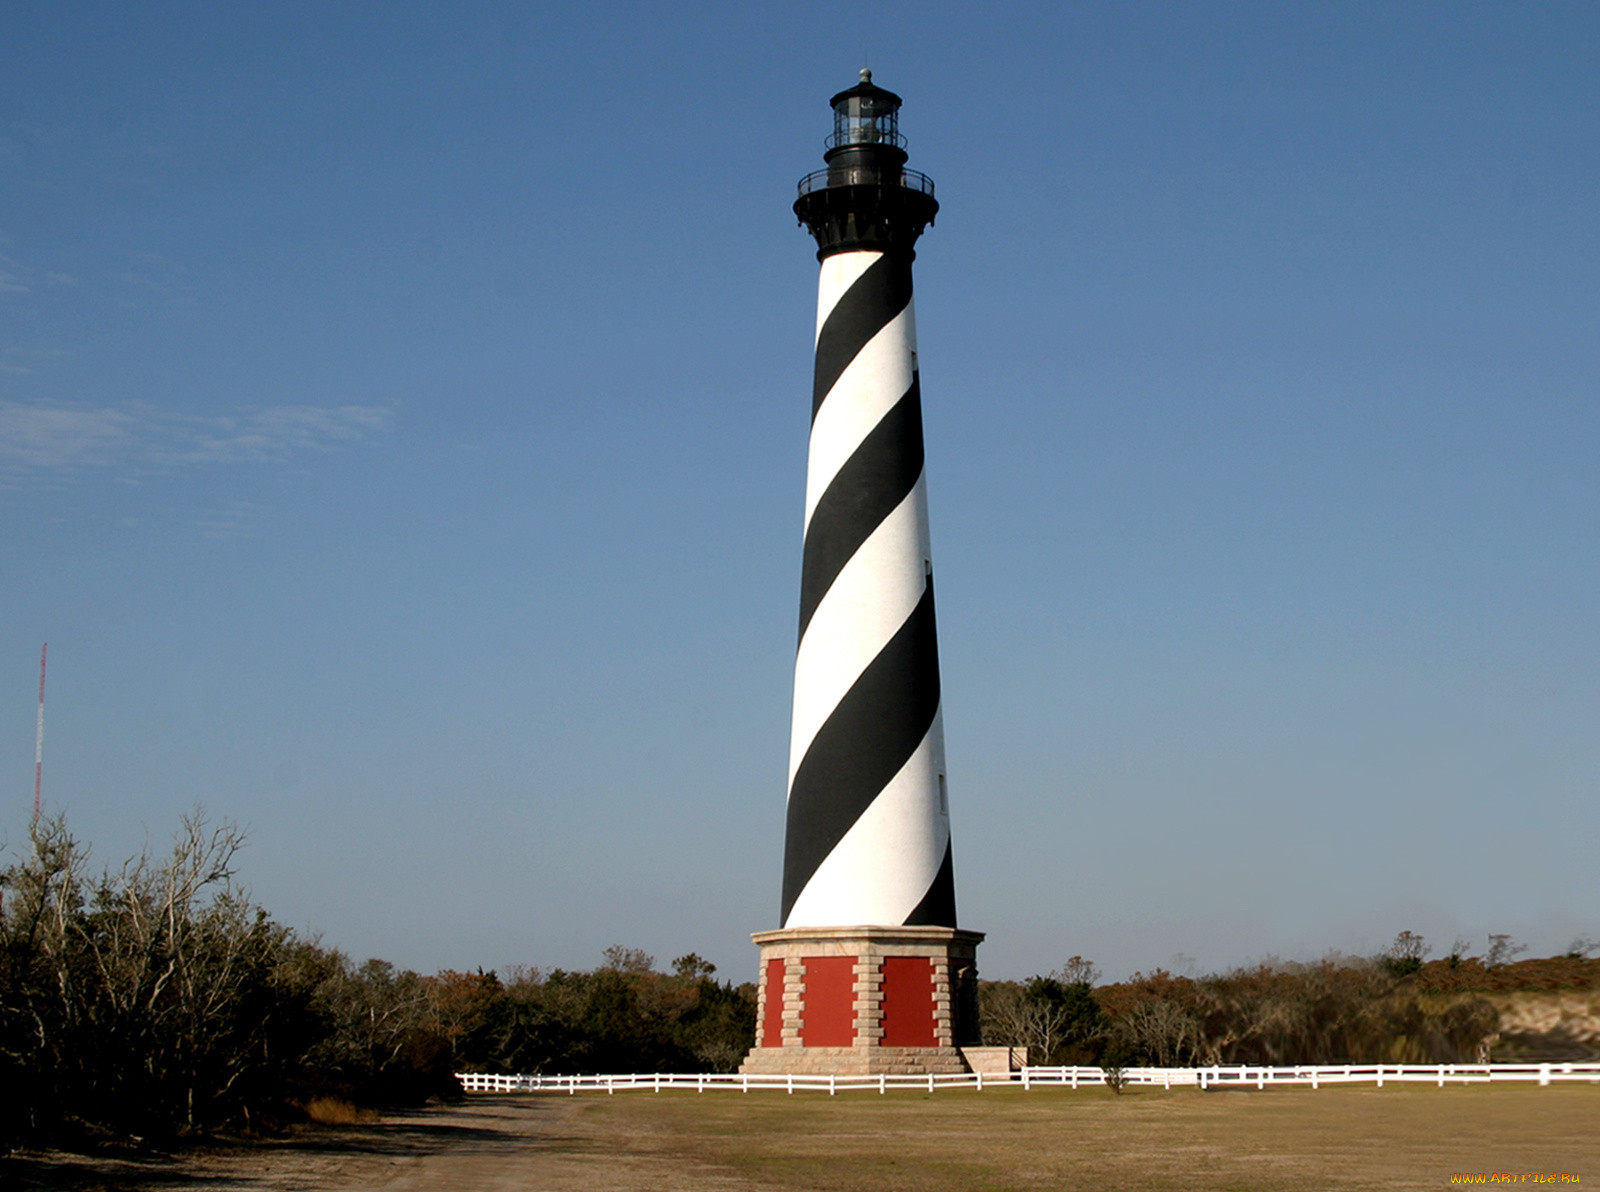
[761,957,786,1047]
[879,956,936,1047]
[800,955,857,1047]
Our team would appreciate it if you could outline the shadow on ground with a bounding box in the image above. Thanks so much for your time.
[3,1101,586,1191]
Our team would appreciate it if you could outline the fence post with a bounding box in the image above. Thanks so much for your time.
[928,1073,935,1094]
[787,1074,793,1095]
[977,1070,984,1092]
[1540,1064,1551,1087]
[880,1073,886,1095]
[829,1075,836,1096]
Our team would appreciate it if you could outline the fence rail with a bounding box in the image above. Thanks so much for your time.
[457,1062,1600,1097]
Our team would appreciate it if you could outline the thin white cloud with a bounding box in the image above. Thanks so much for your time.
[1,345,66,376]
[193,501,261,540]
[0,402,136,469]
[0,256,28,293]
[0,399,391,480]
[0,252,77,294]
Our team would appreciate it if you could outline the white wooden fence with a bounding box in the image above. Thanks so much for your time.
[456,1062,1600,1096]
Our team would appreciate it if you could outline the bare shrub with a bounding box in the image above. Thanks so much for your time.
[980,966,1104,1065]
[1382,931,1430,977]
[1,811,304,1143]
[1114,996,1202,1067]
[1055,956,1099,986]
[1485,934,1528,969]
[601,946,655,973]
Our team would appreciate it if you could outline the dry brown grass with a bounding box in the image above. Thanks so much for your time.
[300,1095,379,1125]
[561,1083,1599,1191]
[7,1084,1595,1190]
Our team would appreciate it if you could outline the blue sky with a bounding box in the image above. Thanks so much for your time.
[3,1,1596,983]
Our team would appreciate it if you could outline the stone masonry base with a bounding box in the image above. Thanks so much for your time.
[739,924,985,1077]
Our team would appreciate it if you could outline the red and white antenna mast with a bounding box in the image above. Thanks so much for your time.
[34,643,47,827]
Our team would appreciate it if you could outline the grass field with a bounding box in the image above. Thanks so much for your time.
[556,1083,1597,1191]
[9,1083,1597,1190]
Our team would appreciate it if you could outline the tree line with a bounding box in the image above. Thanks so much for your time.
[5,812,1596,1150]
[980,937,1600,1070]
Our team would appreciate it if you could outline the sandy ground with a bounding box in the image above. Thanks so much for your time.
[7,1083,1598,1191]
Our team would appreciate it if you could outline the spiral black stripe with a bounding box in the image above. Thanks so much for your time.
[904,838,956,927]
[811,254,913,423]
[796,378,924,643]
[782,578,942,925]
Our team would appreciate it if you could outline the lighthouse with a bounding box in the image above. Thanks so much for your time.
[742,72,984,1077]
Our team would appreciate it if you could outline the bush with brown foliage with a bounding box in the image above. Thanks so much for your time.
[1415,955,1600,994]
[1084,954,1571,1067]
[983,944,1599,1069]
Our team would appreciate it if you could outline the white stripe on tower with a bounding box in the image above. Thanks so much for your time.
[781,245,955,929]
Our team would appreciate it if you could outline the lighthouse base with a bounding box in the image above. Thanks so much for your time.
[739,925,984,1076]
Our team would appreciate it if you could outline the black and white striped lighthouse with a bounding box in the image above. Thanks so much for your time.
[743,72,985,1077]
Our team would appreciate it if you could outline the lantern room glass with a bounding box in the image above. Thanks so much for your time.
[829,93,905,150]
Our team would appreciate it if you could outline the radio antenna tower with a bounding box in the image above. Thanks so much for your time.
[33,643,46,827]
